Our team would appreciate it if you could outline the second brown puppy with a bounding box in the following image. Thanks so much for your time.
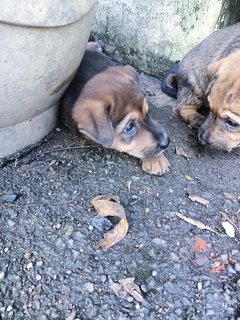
[60,46,170,175]
[161,23,240,151]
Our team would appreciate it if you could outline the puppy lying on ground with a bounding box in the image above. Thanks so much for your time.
[161,23,240,151]
[60,44,170,175]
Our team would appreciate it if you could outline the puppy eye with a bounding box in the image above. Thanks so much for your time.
[225,118,240,128]
[124,121,136,134]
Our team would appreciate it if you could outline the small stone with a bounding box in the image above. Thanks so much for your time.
[1,194,17,202]
[6,305,12,312]
[234,262,240,272]
[152,238,167,247]
[65,311,77,320]
[83,282,94,293]
[206,309,215,316]
[136,303,140,310]
[170,252,179,262]
[197,282,203,291]
[152,271,157,277]
[36,274,42,281]
[0,272,5,280]
[91,216,112,232]
[221,254,228,263]
[23,252,32,259]
[127,296,134,302]
[4,248,9,253]
[36,261,43,267]
[100,275,107,282]
[227,264,236,275]
[26,262,33,270]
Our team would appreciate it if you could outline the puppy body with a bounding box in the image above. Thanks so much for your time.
[161,23,240,128]
[60,48,170,164]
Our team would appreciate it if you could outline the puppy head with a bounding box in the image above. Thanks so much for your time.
[72,65,170,158]
[198,50,240,151]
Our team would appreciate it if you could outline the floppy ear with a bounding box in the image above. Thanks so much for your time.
[72,100,114,146]
[207,59,223,80]
[206,59,223,95]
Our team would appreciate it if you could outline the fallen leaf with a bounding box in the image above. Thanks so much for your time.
[222,221,235,238]
[192,237,208,252]
[188,193,209,207]
[110,277,150,306]
[185,175,193,181]
[175,212,218,234]
[175,146,191,160]
[91,195,128,249]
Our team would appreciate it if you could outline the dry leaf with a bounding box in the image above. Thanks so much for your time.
[188,194,209,207]
[175,146,191,160]
[91,195,128,249]
[110,277,150,307]
[222,221,235,238]
[175,212,218,234]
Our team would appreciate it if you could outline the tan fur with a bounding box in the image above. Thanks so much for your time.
[72,65,170,163]
[199,50,240,151]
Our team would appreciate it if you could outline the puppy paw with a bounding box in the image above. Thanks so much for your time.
[176,104,205,127]
[141,154,170,176]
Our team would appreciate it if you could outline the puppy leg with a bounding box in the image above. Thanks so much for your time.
[141,154,170,176]
[176,103,205,127]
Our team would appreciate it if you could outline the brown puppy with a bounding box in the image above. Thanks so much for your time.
[198,50,240,151]
[60,47,170,175]
[161,23,240,150]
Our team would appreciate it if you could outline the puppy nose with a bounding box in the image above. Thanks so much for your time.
[198,129,208,145]
[159,134,170,149]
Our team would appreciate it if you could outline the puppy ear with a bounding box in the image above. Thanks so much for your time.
[206,60,223,95]
[73,100,114,146]
[207,59,223,79]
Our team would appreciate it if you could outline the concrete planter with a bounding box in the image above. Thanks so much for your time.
[0,0,96,158]
[92,0,240,75]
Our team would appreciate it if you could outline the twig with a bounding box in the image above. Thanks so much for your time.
[37,145,99,156]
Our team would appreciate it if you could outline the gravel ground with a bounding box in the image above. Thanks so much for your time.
[0,74,240,320]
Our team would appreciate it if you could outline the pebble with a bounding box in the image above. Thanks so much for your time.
[1,194,17,202]
[6,305,12,312]
[36,274,42,281]
[197,282,203,291]
[152,238,167,247]
[100,275,107,282]
[26,262,33,270]
[83,282,94,293]
[91,216,112,232]
[234,262,240,272]
[0,272,5,280]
